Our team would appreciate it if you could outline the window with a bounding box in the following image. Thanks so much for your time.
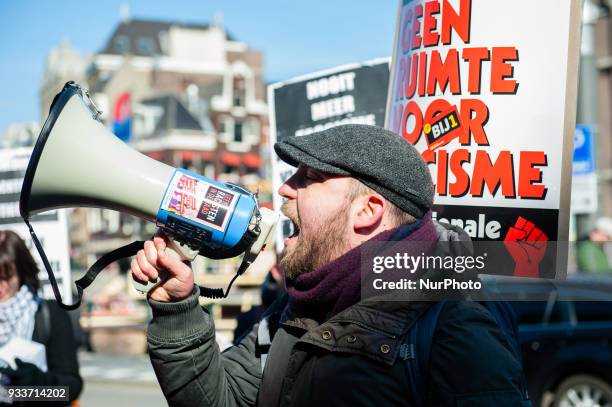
[512,302,547,324]
[244,119,259,138]
[511,300,565,324]
[234,122,243,143]
[137,37,155,55]
[181,159,193,170]
[223,164,238,174]
[245,166,259,175]
[133,105,163,138]
[233,76,246,107]
[114,35,130,54]
[574,301,612,322]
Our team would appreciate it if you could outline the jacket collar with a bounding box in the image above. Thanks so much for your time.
[281,298,432,365]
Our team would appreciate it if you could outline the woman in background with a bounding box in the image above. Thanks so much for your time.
[0,230,82,405]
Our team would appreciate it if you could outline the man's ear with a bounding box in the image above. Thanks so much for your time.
[352,193,385,232]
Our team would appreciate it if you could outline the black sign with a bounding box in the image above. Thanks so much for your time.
[272,61,390,143]
[0,167,57,225]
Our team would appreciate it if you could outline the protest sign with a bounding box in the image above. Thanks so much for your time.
[386,0,582,278]
[0,148,72,301]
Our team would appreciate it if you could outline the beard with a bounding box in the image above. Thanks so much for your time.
[279,200,351,281]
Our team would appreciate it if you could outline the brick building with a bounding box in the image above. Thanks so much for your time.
[39,17,275,342]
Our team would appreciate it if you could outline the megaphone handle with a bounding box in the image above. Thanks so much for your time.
[132,209,280,297]
[130,235,199,295]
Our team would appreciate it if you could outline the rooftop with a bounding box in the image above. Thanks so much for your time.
[99,18,234,57]
[140,94,203,134]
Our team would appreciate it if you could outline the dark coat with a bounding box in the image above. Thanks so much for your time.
[147,221,528,406]
[4,300,83,406]
[147,289,528,406]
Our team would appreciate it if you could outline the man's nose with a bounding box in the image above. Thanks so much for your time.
[278,180,297,200]
[278,171,300,200]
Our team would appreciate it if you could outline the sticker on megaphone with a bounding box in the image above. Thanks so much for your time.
[158,169,251,253]
[133,169,278,297]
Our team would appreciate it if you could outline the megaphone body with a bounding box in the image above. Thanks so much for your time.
[20,82,277,308]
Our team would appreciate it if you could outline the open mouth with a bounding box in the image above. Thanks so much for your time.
[289,221,300,238]
[284,219,300,246]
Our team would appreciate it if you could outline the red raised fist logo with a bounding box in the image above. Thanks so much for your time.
[503,216,548,278]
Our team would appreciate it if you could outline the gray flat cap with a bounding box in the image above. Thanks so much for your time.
[274,124,434,218]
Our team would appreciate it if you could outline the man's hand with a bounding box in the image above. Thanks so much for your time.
[130,235,194,302]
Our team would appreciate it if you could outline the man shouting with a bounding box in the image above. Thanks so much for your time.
[131,124,530,406]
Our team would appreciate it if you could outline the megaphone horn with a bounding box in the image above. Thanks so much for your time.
[20,82,278,310]
[21,82,175,221]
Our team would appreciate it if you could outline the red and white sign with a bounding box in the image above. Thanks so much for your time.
[385,0,582,278]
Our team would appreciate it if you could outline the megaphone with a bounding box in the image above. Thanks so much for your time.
[20,82,278,310]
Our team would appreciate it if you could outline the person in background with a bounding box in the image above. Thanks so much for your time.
[0,230,82,406]
[577,217,612,273]
[233,265,284,345]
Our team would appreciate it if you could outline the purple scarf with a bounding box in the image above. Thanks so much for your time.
[286,211,438,321]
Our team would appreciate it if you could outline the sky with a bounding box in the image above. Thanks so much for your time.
[0,1,397,137]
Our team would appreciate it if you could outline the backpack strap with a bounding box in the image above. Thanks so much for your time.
[34,300,52,345]
[403,298,531,405]
[401,301,446,407]
[257,317,272,372]
[255,294,287,373]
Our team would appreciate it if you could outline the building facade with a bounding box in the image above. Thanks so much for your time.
[39,18,275,341]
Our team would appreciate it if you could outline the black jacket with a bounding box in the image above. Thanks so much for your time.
[146,223,529,406]
[4,300,83,406]
[147,289,528,406]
